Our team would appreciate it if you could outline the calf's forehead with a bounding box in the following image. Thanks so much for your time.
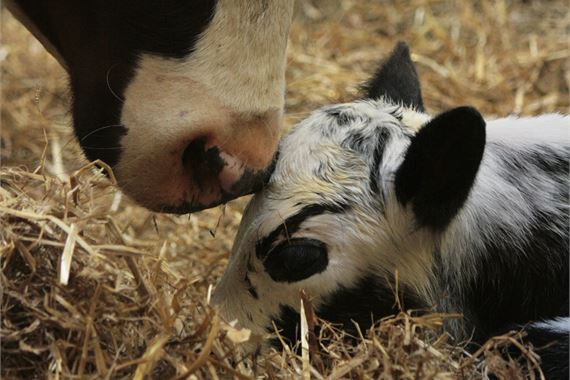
[280,101,415,155]
[236,102,411,251]
[269,101,415,199]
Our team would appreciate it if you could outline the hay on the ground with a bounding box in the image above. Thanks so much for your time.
[1,0,568,378]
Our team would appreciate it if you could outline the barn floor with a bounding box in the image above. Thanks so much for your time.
[1,0,568,378]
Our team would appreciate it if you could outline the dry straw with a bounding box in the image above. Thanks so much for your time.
[1,0,568,378]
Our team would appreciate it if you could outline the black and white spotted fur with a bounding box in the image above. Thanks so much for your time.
[213,42,569,378]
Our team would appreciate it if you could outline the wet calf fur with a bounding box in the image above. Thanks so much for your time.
[213,42,569,378]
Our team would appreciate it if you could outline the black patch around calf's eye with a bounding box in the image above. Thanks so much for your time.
[256,203,348,260]
[263,238,328,283]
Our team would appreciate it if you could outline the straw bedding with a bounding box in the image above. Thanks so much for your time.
[1,0,568,378]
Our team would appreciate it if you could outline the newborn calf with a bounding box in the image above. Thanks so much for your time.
[213,42,569,378]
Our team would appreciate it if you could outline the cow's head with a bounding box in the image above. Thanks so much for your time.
[6,0,294,212]
[212,42,486,349]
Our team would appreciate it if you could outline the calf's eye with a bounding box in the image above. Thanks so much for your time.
[263,238,328,282]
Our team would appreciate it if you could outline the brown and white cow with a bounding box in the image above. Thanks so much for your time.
[5,0,294,212]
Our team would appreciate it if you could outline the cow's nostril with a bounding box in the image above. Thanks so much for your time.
[179,135,272,202]
[182,138,226,177]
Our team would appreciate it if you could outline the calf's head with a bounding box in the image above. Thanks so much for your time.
[6,0,293,212]
[212,42,486,347]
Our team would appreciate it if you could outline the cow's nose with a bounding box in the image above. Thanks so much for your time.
[115,104,281,213]
[181,135,275,205]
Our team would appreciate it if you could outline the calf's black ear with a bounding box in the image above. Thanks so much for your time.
[362,41,425,111]
[395,106,486,231]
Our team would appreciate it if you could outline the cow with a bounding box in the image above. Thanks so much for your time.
[5,1,294,212]
[212,42,570,378]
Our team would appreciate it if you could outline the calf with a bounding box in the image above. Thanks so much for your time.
[5,1,294,212]
[213,42,569,378]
